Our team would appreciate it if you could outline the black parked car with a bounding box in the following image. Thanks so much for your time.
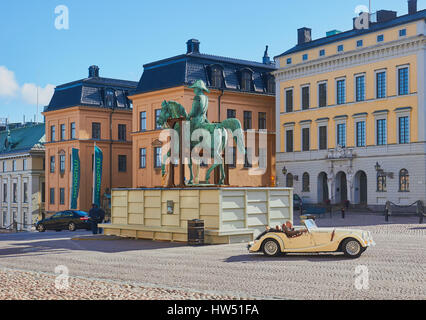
[36,210,91,232]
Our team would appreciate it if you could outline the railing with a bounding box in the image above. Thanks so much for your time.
[384,200,424,224]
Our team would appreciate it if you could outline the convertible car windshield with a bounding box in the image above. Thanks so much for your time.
[304,219,318,231]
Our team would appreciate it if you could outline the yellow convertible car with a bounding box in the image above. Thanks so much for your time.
[248,219,375,259]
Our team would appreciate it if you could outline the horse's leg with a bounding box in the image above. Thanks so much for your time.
[187,157,194,185]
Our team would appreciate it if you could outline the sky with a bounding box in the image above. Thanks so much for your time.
[0,0,424,122]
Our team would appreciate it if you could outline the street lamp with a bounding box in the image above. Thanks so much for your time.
[282,166,288,175]
[374,162,381,172]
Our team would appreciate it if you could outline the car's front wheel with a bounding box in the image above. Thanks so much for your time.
[341,238,363,259]
[262,239,281,257]
[37,224,46,232]
[68,222,77,232]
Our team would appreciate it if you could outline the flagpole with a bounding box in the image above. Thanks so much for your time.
[93,142,96,206]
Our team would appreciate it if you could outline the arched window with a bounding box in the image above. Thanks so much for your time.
[210,65,224,88]
[399,169,410,192]
[286,173,294,188]
[377,172,387,192]
[302,172,310,192]
[240,69,253,92]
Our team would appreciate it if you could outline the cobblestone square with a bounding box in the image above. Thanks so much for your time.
[0,213,425,300]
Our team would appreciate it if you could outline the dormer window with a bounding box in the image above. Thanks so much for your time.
[209,65,224,88]
[105,88,115,108]
[264,74,275,94]
[240,69,253,92]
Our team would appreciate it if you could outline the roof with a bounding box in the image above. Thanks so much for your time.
[275,9,426,58]
[45,76,138,112]
[0,124,45,155]
[134,51,277,96]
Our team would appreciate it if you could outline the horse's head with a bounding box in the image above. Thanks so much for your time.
[157,101,170,128]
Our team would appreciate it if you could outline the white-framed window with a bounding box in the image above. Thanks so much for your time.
[397,65,409,96]
[301,84,310,110]
[354,73,366,102]
[318,81,327,108]
[374,111,388,146]
[336,77,346,105]
[375,69,387,99]
[284,87,294,113]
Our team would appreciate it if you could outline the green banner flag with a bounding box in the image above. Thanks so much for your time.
[93,145,103,208]
[70,148,80,210]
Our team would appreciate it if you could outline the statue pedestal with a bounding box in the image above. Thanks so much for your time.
[99,187,293,244]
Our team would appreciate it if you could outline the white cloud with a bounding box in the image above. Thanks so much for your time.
[21,83,55,106]
[0,66,19,97]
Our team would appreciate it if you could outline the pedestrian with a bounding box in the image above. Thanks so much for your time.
[88,203,100,235]
[98,206,106,234]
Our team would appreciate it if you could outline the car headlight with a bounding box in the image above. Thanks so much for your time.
[362,231,369,241]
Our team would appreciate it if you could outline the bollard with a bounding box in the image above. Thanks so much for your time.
[341,208,345,219]
[12,221,18,233]
[385,209,389,222]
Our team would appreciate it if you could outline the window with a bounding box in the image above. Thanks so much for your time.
[60,154,65,173]
[319,126,327,150]
[155,110,162,129]
[399,169,409,192]
[139,148,146,169]
[357,40,363,47]
[240,71,252,91]
[23,159,28,171]
[227,109,236,119]
[286,58,292,65]
[2,161,5,172]
[50,188,55,204]
[140,112,147,131]
[50,125,56,142]
[41,182,45,203]
[302,173,310,192]
[337,45,344,52]
[71,122,76,139]
[377,173,387,192]
[376,119,387,145]
[319,49,325,57]
[118,124,126,141]
[355,75,365,102]
[356,121,366,147]
[399,116,410,144]
[336,79,346,105]
[50,156,55,173]
[154,147,161,168]
[92,122,101,140]
[2,212,6,228]
[243,111,252,131]
[377,34,384,42]
[60,124,65,141]
[3,183,7,202]
[285,89,293,112]
[318,83,327,107]
[301,86,310,110]
[105,89,115,108]
[302,54,308,61]
[60,188,65,205]
[118,155,127,172]
[399,29,407,37]
[286,174,294,188]
[210,66,223,88]
[376,71,386,98]
[286,130,294,152]
[228,147,237,168]
[302,128,310,151]
[265,75,275,94]
[12,160,16,172]
[12,183,17,203]
[337,123,346,147]
[258,112,267,130]
[398,67,409,96]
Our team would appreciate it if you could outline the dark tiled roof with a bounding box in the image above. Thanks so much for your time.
[134,52,277,96]
[45,76,138,112]
[0,124,45,155]
[275,9,426,58]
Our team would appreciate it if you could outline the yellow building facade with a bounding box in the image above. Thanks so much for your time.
[274,6,425,208]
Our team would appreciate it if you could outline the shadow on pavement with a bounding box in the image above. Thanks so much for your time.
[224,253,349,263]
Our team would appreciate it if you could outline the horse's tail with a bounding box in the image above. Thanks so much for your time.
[219,119,246,155]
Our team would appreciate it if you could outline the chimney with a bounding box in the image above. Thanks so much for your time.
[298,28,312,45]
[186,39,200,54]
[408,0,417,14]
[263,45,271,64]
[88,65,100,78]
[376,10,397,23]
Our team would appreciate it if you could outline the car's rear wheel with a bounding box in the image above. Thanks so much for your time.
[262,239,281,257]
[37,224,46,232]
[68,222,77,232]
[342,238,363,259]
